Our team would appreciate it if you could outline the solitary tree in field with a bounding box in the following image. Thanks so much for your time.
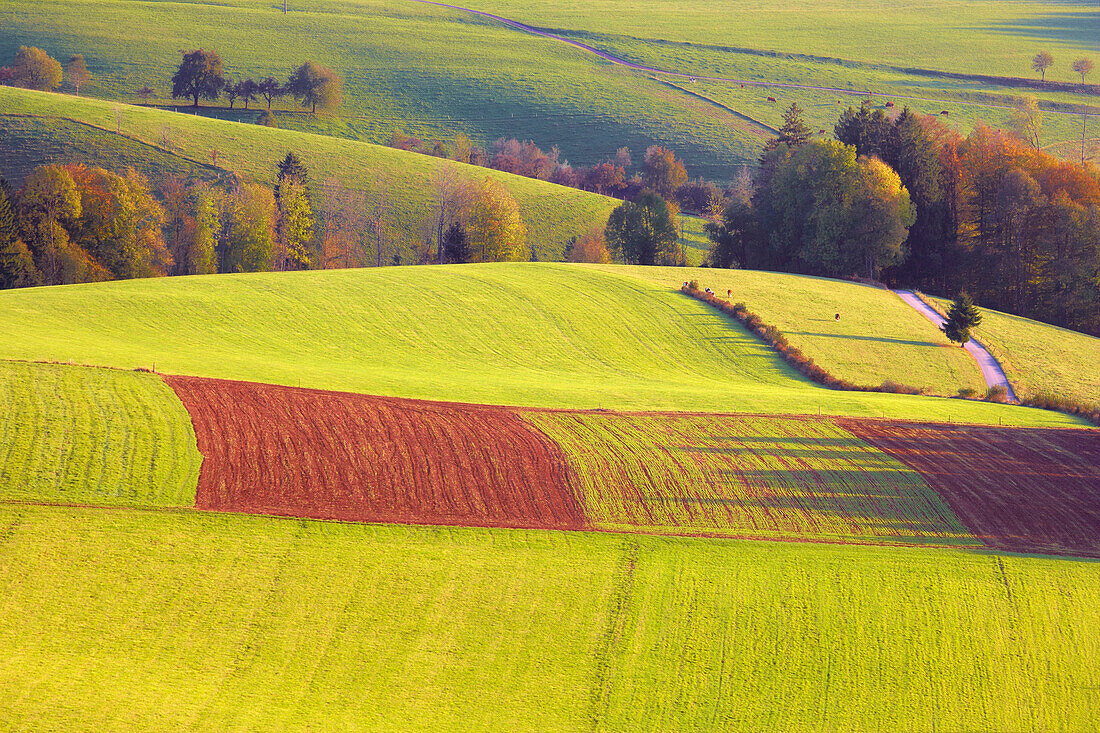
[1032,51,1054,81]
[1072,57,1095,85]
[65,54,91,94]
[9,46,62,91]
[941,291,982,346]
[171,49,226,107]
[286,61,342,114]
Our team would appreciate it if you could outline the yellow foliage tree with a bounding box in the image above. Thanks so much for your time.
[465,177,527,262]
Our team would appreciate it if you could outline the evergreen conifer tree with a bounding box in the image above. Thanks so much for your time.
[941,291,982,345]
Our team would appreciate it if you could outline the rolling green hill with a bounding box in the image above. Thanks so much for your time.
[1,0,1094,178]
[0,263,1081,426]
[1,504,1097,731]
[0,87,619,260]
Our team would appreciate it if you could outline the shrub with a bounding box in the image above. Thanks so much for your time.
[957,387,980,399]
[984,385,1010,403]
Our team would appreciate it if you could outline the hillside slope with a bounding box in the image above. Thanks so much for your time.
[1,505,1098,731]
[0,87,618,260]
[0,264,1079,425]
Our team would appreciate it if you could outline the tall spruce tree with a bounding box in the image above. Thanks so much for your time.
[941,291,982,346]
[764,103,812,153]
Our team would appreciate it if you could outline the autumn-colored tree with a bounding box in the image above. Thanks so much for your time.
[563,226,612,264]
[0,182,40,288]
[605,192,682,266]
[67,165,169,279]
[171,49,226,107]
[65,54,91,94]
[189,186,219,276]
[1011,96,1044,151]
[465,177,527,262]
[319,179,368,269]
[18,165,106,284]
[1072,57,1094,85]
[429,164,471,263]
[1032,51,1054,82]
[642,146,688,198]
[221,183,275,273]
[9,46,62,91]
[275,179,315,269]
[286,61,342,114]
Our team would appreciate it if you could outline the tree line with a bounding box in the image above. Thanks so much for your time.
[0,153,532,289]
[704,102,1100,336]
[170,49,342,114]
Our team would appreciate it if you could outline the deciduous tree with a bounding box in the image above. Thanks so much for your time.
[1032,51,1054,82]
[286,61,342,114]
[605,191,682,266]
[642,146,688,198]
[9,46,62,91]
[222,183,275,273]
[1072,57,1094,85]
[65,54,91,94]
[171,49,226,107]
[465,177,527,262]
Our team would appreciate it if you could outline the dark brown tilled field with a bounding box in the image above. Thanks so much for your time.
[840,419,1100,557]
[165,375,586,530]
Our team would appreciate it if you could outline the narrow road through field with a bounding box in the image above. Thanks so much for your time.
[894,290,1018,402]
[411,0,1096,121]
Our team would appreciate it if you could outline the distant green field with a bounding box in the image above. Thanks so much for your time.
[1,0,1094,178]
[0,264,1079,425]
[0,504,1096,731]
[0,88,619,260]
[0,361,200,506]
[523,411,977,544]
[602,265,990,396]
[927,296,1100,406]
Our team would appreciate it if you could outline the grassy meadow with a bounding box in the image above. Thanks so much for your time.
[0,0,1095,179]
[602,265,990,395]
[927,295,1100,406]
[0,87,619,260]
[0,361,200,506]
[0,264,1080,425]
[0,503,1096,731]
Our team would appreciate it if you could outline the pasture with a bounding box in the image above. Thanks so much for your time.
[927,295,1100,406]
[0,0,1095,177]
[0,504,1097,731]
[0,264,1080,425]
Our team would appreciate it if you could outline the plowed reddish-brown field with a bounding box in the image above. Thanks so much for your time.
[165,375,585,530]
[841,420,1100,557]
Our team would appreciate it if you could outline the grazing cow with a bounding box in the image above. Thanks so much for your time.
[819,129,827,134]
[885,101,895,108]
[727,289,732,298]
[940,110,950,116]
[767,96,777,102]
[835,313,841,321]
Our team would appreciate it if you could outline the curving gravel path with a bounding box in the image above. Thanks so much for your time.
[895,290,1018,402]
[411,0,1096,122]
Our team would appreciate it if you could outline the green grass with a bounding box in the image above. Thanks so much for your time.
[928,295,1100,406]
[602,265,990,395]
[1,0,1094,179]
[0,361,200,506]
[0,114,221,185]
[0,263,1079,425]
[522,411,977,545]
[0,503,1097,731]
[0,87,619,260]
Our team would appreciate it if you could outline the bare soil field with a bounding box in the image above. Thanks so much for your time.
[165,374,1099,556]
[165,375,586,530]
[841,420,1100,557]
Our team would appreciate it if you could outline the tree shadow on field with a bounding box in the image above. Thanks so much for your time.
[787,331,944,348]
[979,12,1100,48]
